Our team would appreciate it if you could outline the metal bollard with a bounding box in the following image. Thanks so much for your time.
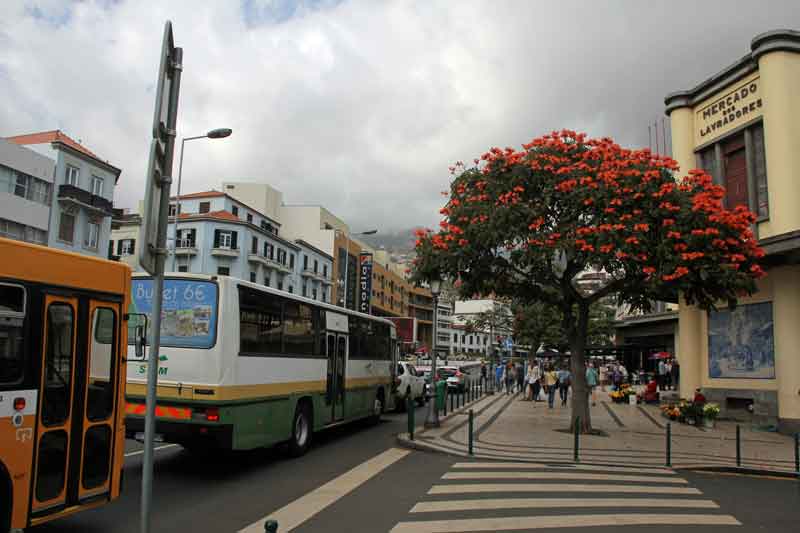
[449,388,454,413]
[736,424,741,467]
[408,396,414,441]
[264,520,278,533]
[443,387,447,416]
[468,409,474,455]
[666,422,672,467]
[573,416,580,463]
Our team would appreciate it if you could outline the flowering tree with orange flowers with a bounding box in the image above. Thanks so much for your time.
[412,130,765,433]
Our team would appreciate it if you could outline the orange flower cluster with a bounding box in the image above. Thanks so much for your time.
[663,267,690,281]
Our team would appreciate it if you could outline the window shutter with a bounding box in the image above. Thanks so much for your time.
[130,239,136,254]
[214,229,221,248]
[116,240,122,255]
[109,240,115,258]
[189,229,196,247]
[231,231,238,250]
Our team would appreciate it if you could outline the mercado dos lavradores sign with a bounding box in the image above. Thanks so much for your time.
[358,252,373,314]
[694,73,763,147]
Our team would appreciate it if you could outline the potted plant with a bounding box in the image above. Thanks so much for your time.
[703,403,720,428]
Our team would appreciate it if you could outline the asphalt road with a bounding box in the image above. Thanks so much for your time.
[30,402,431,533]
[30,400,800,533]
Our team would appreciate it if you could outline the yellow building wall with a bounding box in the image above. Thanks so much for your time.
[669,40,800,428]
[757,51,800,239]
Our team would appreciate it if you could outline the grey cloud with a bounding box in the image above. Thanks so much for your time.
[1,0,798,233]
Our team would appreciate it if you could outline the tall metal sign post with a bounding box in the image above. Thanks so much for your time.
[137,21,182,533]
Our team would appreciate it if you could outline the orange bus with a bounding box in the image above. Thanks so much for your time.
[0,237,132,531]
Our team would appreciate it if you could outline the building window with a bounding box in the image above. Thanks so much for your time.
[264,273,270,287]
[247,213,253,223]
[313,259,318,273]
[303,255,308,269]
[321,290,326,303]
[199,201,211,214]
[289,254,295,269]
[66,165,79,186]
[323,264,328,277]
[91,175,104,196]
[251,236,258,254]
[219,231,232,249]
[453,333,457,342]
[277,248,286,265]
[696,122,769,218]
[169,204,177,216]
[13,173,28,198]
[177,228,196,248]
[58,212,76,243]
[232,205,239,216]
[178,265,188,272]
[218,266,230,276]
[85,222,100,250]
[312,288,317,300]
[277,279,283,291]
[288,286,293,294]
[461,335,465,344]
[302,282,307,297]
[250,271,256,282]
[264,242,273,260]
[118,239,135,256]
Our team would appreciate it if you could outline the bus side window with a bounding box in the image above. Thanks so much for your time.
[42,303,74,426]
[0,283,25,386]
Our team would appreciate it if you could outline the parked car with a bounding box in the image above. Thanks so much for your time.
[438,366,467,392]
[395,361,426,410]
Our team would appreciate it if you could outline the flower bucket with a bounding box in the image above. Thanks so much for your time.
[703,417,715,429]
[628,394,637,405]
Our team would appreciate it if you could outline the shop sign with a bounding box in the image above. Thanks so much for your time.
[694,74,762,147]
[358,252,373,314]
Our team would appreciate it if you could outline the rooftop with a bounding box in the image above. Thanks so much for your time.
[5,129,99,159]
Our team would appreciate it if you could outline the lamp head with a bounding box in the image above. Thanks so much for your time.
[207,128,232,139]
[429,278,442,296]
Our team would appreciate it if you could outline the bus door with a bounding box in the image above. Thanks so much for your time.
[32,295,121,516]
[325,332,348,422]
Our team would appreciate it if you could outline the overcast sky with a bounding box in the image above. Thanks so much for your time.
[2,1,798,233]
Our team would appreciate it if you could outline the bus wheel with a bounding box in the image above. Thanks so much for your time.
[288,402,312,457]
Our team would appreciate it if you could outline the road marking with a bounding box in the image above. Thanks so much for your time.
[428,483,702,495]
[451,462,674,475]
[124,444,179,457]
[238,447,410,533]
[390,513,740,532]
[411,497,720,513]
[442,471,688,484]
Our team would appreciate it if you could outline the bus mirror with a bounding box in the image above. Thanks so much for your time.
[135,326,146,359]
[129,313,148,360]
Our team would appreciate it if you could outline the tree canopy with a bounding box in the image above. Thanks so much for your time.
[412,130,765,431]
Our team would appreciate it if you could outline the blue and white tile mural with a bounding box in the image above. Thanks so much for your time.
[708,302,775,379]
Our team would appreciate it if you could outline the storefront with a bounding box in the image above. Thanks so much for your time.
[665,29,800,433]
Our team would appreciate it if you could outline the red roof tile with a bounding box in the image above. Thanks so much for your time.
[171,191,225,200]
[178,210,240,222]
[5,130,99,159]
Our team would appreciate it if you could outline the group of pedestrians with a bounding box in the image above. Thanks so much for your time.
[518,360,572,408]
[656,358,680,391]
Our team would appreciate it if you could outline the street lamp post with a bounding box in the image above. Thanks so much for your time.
[425,278,442,428]
[337,229,377,309]
[171,127,232,271]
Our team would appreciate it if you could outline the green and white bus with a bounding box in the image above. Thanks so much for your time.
[125,274,398,456]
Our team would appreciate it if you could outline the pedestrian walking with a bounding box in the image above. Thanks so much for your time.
[495,364,503,390]
[530,362,542,402]
[544,365,558,408]
[671,359,680,391]
[586,362,599,406]
[515,362,524,393]
[657,359,667,391]
[599,363,608,392]
[556,366,571,406]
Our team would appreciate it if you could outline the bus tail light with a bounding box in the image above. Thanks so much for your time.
[14,397,25,411]
[205,407,220,422]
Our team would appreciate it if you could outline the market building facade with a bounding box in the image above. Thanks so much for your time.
[665,29,800,432]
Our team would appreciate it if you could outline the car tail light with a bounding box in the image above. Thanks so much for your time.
[205,407,220,422]
[13,397,25,411]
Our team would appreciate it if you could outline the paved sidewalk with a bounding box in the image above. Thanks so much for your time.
[399,390,800,474]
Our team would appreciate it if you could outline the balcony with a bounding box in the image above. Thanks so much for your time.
[211,246,239,258]
[248,253,269,266]
[268,259,292,273]
[318,274,332,285]
[301,268,316,278]
[58,184,114,216]
[175,240,198,256]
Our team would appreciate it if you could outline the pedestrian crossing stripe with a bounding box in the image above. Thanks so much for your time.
[410,497,720,513]
[451,462,675,475]
[389,513,741,533]
[428,483,702,495]
[442,471,688,484]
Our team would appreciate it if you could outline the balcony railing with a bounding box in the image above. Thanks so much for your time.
[58,184,114,216]
[211,245,239,257]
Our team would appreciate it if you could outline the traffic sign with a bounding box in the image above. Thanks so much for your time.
[139,21,183,275]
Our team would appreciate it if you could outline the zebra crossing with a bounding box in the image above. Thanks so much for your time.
[390,461,740,532]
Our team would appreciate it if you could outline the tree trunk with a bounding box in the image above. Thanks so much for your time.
[568,304,592,433]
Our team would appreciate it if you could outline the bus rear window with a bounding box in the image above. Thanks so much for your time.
[0,283,25,385]
[130,279,218,349]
